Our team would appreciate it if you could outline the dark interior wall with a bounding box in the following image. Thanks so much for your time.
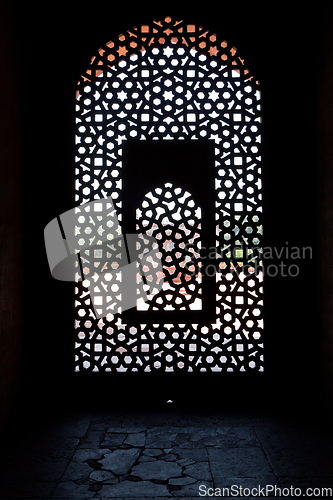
[317,4,333,417]
[0,2,23,426]
[0,2,332,424]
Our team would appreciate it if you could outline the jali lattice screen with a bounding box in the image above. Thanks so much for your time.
[74,16,263,372]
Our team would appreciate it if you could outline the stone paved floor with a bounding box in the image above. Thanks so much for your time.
[0,409,333,499]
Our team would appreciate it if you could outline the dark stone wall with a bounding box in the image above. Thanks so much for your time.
[0,2,23,425]
[317,4,333,417]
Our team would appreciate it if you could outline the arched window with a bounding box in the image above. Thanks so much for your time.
[74,16,263,373]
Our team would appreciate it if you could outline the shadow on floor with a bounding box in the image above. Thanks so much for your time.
[0,404,333,499]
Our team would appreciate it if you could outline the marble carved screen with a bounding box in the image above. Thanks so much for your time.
[74,17,263,373]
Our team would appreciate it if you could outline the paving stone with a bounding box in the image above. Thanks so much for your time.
[124,432,146,447]
[179,412,223,427]
[214,427,260,447]
[96,479,171,497]
[171,447,209,462]
[52,480,96,497]
[176,428,217,448]
[99,498,198,500]
[78,430,105,449]
[256,426,333,478]
[105,498,205,500]
[3,411,332,500]
[171,479,214,497]
[90,470,118,483]
[179,411,275,427]
[97,498,174,500]
[101,433,127,447]
[90,419,123,431]
[108,426,146,433]
[184,461,212,481]
[99,448,141,475]
[208,448,272,477]
[212,475,279,496]
[71,448,110,462]
[169,476,197,485]
[149,426,259,448]
[62,461,94,481]
[164,453,179,461]
[177,458,196,466]
[131,459,182,480]
[279,476,333,489]
[146,427,178,447]
[137,454,156,463]
[143,448,164,457]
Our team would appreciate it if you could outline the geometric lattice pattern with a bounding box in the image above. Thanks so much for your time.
[74,16,263,372]
[136,183,202,312]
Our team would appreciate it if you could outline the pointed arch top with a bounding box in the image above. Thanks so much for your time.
[78,16,258,86]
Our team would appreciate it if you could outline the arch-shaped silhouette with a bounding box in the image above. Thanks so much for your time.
[74,16,263,373]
